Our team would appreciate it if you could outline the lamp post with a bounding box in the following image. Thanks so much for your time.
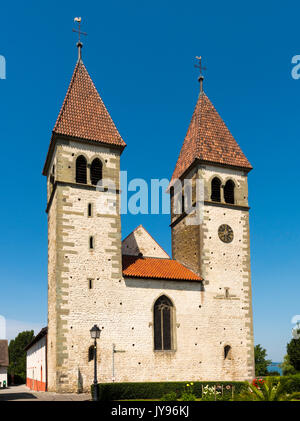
[90,324,101,401]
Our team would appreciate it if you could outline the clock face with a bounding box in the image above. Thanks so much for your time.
[218,224,234,243]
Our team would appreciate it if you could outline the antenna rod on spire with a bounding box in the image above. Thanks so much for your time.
[195,56,206,93]
[73,17,87,61]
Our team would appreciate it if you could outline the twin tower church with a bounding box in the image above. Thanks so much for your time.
[41,42,255,393]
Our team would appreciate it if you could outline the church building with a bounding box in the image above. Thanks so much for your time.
[40,40,255,393]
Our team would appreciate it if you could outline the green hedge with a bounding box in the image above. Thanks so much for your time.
[269,374,300,394]
[91,381,247,401]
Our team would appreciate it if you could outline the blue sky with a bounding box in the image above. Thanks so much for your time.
[0,0,299,361]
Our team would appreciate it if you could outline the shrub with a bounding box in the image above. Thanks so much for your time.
[261,374,300,399]
[287,338,300,371]
[236,377,286,401]
[179,383,197,401]
[180,391,196,401]
[285,392,300,401]
[280,374,300,394]
[91,381,247,401]
[281,354,297,376]
[160,391,178,401]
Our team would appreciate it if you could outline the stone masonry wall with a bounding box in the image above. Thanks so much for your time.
[47,138,122,392]
[47,142,254,392]
[171,163,255,382]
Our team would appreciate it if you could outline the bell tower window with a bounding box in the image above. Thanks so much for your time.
[90,158,102,186]
[211,177,221,202]
[224,180,235,204]
[76,155,87,184]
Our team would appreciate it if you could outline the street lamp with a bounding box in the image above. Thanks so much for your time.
[90,324,101,401]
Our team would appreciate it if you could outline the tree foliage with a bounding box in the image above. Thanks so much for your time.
[287,338,300,371]
[8,330,34,383]
[281,354,297,376]
[254,344,271,376]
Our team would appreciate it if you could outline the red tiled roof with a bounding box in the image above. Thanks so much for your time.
[122,255,202,281]
[171,92,252,182]
[52,60,126,148]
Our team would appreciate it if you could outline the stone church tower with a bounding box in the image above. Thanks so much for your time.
[170,76,255,381]
[42,43,254,393]
[42,44,126,392]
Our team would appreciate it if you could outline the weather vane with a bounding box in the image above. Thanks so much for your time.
[73,17,87,61]
[195,56,206,93]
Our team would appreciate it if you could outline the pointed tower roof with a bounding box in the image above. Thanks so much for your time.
[53,60,125,147]
[171,91,252,182]
[43,57,125,175]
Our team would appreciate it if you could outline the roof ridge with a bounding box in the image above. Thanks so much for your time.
[76,61,123,142]
[53,61,80,133]
[122,225,170,258]
[122,254,171,260]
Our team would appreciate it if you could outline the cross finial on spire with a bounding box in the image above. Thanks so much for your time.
[195,56,206,93]
[73,17,87,62]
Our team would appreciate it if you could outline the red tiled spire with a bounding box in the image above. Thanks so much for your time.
[52,60,126,148]
[171,91,252,182]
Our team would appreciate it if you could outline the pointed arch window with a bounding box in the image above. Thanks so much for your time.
[211,177,221,202]
[224,345,232,360]
[224,180,235,204]
[76,155,87,184]
[154,295,174,351]
[90,158,103,186]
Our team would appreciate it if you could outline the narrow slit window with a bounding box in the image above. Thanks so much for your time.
[50,164,55,185]
[170,186,174,213]
[88,203,92,217]
[89,236,94,250]
[88,279,93,289]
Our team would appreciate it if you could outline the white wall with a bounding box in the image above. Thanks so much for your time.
[26,336,46,384]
